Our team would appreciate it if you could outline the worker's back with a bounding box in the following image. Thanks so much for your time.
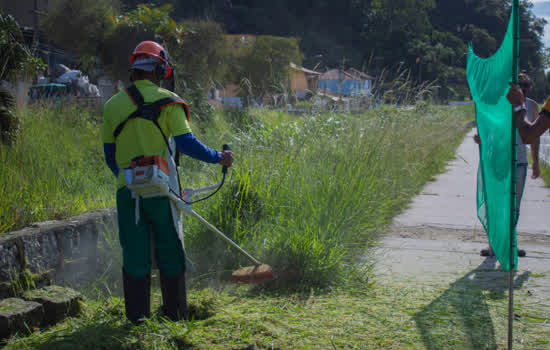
[102,79,191,188]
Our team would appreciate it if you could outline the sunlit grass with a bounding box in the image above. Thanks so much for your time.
[0,102,115,233]
[1,102,472,289]
[185,104,473,287]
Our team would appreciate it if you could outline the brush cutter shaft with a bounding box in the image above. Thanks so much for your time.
[166,191,261,266]
[188,209,262,266]
[192,179,224,195]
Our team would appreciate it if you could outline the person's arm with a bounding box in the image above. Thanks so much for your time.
[103,143,119,176]
[529,100,541,179]
[506,83,550,144]
[102,104,119,177]
[174,133,222,163]
[164,104,233,167]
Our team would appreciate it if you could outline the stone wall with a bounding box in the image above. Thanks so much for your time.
[0,210,116,297]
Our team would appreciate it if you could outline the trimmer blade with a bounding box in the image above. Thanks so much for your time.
[231,264,274,284]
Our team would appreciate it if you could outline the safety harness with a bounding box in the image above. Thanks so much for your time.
[114,84,190,156]
[114,84,190,224]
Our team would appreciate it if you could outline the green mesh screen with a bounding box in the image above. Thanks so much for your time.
[467,5,518,270]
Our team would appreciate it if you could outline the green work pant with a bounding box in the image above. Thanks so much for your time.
[116,187,185,279]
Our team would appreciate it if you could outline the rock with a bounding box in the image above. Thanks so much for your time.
[22,229,62,275]
[0,209,116,287]
[0,298,44,339]
[22,286,82,326]
[0,240,22,281]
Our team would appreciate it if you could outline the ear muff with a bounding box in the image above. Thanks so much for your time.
[154,62,167,80]
[155,49,172,80]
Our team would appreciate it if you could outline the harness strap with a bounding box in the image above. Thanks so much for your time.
[114,84,190,197]
[113,85,191,147]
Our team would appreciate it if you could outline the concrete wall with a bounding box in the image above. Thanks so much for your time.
[0,210,116,297]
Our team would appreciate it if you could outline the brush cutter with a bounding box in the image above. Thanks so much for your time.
[124,145,274,284]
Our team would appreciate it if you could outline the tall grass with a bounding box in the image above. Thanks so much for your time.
[0,100,472,288]
[184,104,473,287]
[0,102,115,233]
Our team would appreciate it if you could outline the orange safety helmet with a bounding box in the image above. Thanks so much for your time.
[129,41,172,80]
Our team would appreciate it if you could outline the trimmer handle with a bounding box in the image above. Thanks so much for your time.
[222,144,231,174]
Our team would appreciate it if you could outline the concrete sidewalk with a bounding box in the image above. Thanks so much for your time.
[375,129,550,291]
[394,129,550,236]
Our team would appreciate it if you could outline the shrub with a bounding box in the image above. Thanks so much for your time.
[0,13,44,82]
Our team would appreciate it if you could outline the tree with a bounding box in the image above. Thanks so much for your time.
[0,12,45,145]
[171,20,227,89]
[238,36,303,99]
[106,4,186,81]
[0,12,44,82]
[42,0,117,74]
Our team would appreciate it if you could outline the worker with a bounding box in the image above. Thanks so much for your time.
[477,73,541,257]
[102,41,233,324]
[507,83,550,142]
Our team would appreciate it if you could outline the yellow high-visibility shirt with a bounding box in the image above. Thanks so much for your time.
[102,80,192,188]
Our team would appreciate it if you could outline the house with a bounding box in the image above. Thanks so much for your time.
[289,63,322,99]
[219,83,243,108]
[319,68,375,97]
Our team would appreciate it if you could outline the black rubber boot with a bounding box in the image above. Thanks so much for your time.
[122,269,151,324]
[160,269,187,321]
[480,246,495,257]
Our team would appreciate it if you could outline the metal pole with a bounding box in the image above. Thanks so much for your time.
[509,1,520,349]
[188,209,262,266]
[166,191,262,266]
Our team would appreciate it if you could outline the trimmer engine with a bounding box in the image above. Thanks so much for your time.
[124,155,171,198]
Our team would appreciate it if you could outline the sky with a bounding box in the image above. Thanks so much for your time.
[532,0,550,46]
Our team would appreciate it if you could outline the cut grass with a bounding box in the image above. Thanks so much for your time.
[4,275,549,349]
